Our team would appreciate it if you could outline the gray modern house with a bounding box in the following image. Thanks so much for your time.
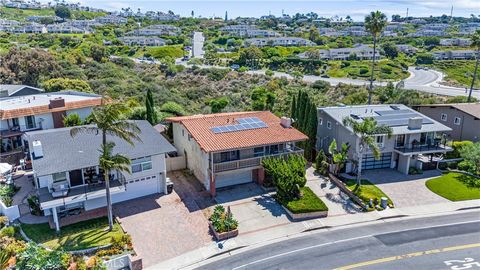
[412,103,480,142]
[316,105,452,175]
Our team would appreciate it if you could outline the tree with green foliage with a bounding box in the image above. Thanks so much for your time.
[43,78,92,93]
[55,5,72,21]
[209,97,229,113]
[70,100,140,231]
[328,139,350,175]
[238,46,263,69]
[251,87,275,111]
[160,101,185,116]
[145,89,157,125]
[381,42,399,59]
[343,117,392,185]
[90,45,107,62]
[315,149,329,176]
[262,155,307,202]
[459,142,480,175]
[365,11,387,104]
[63,113,83,127]
[17,242,69,270]
[291,90,317,160]
[468,30,480,102]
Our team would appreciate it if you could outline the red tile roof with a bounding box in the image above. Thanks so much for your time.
[166,111,308,152]
[0,99,103,120]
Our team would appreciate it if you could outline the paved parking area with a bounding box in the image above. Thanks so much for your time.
[363,169,449,208]
[114,172,213,267]
[215,184,291,234]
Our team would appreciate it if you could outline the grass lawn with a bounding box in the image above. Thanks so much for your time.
[346,179,393,207]
[283,187,328,214]
[21,217,125,251]
[426,172,480,201]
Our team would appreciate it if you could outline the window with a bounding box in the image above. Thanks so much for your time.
[395,134,405,147]
[376,136,384,148]
[52,172,67,183]
[24,115,36,129]
[319,118,323,125]
[182,129,185,136]
[419,132,434,145]
[327,121,332,129]
[254,147,264,157]
[441,113,447,121]
[131,156,152,173]
[219,150,239,162]
[454,117,461,125]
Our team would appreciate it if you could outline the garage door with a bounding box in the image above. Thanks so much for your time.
[362,152,392,170]
[216,170,253,188]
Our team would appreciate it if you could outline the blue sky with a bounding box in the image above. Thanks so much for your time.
[46,0,480,20]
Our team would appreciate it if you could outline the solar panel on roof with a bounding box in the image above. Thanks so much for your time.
[210,117,268,133]
[375,109,411,116]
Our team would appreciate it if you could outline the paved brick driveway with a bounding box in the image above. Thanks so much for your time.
[363,169,449,208]
[114,172,214,267]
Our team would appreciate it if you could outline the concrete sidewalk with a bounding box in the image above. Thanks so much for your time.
[150,198,480,270]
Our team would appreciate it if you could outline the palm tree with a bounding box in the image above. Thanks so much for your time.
[343,117,392,186]
[468,29,480,102]
[70,100,140,230]
[365,11,388,104]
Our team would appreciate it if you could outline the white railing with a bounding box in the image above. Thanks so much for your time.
[213,147,304,173]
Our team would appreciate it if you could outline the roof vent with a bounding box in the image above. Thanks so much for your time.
[390,105,400,110]
[350,114,360,120]
[32,140,43,159]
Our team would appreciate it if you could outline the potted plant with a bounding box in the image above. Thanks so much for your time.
[209,205,238,241]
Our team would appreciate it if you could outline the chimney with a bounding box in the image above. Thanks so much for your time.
[49,98,65,109]
[408,117,423,130]
[280,117,292,128]
[32,140,43,159]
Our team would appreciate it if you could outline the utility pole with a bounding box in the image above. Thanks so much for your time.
[406,8,409,18]
[225,10,228,21]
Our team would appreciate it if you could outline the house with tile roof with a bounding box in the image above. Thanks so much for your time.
[166,111,308,196]
[412,103,480,142]
[0,90,102,164]
[317,105,452,175]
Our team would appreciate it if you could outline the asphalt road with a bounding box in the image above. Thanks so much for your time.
[196,211,480,270]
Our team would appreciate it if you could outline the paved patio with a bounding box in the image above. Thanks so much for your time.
[114,171,214,268]
[362,169,449,208]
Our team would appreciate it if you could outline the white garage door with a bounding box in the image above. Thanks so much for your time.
[216,170,252,188]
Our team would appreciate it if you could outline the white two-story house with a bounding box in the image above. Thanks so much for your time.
[25,120,175,231]
[166,111,308,196]
[0,90,102,164]
[317,105,452,175]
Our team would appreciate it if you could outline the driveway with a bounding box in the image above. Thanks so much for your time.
[114,171,213,267]
[362,169,449,208]
[215,184,291,235]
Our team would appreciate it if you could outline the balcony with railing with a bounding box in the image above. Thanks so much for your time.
[212,146,304,173]
[394,141,452,155]
[38,174,127,209]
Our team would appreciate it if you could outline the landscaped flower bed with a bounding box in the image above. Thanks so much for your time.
[209,205,238,241]
[345,179,394,210]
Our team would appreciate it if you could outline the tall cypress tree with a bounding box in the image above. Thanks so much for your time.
[146,89,157,125]
[291,95,297,120]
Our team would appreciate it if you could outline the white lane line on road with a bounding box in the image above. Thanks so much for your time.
[231,235,372,270]
[230,219,480,270]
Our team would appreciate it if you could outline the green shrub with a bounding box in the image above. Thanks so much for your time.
[359,68,369,75]
[447,161,458,170]
[381,66,393,74]
[27,195,42,216]
[110,234,132,250]
[238,66,249,72]
[209,205,238,233]
[446,141,473,159]
[409,167,423,175]
[0,216,8,229]
[96,248,122,258]
[458,160,475,174]
[265,69,274,76]
[159,101,185,116]
[0,226,14,237]
[262,155,307,202]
